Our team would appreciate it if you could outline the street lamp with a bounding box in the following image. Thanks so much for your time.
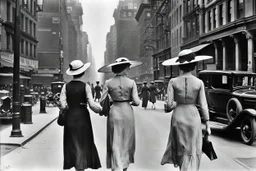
[10,0,44,137]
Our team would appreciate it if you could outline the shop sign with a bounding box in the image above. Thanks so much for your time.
[37,69,60,74]
[1,51,38,69]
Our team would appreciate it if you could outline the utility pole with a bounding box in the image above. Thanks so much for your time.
[10,0,23,137]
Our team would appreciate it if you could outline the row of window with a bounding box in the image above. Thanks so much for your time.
[7,1,37,37]
[6,32,37,58]
[169,6,182,29]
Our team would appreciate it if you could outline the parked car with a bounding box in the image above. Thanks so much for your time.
[45,81,65,107]
[198,70,256,145]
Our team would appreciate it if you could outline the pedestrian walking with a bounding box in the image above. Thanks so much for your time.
[161,49,212,171]
[59,60,102,171]
[149,81,157,109]
[94,81,102,102]
[141,81,149,109]
[91,83,95,98]
[98,57,141,171]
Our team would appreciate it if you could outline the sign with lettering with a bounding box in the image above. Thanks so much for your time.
[1,51,38,69]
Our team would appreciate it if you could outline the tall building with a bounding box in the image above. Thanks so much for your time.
[112,0,141,79]
[183,0,256,72]
[135,0,153,83]
[104,25,117,80]
[0,0,39,88]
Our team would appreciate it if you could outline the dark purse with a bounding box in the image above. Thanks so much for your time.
[99,95,111,117]
[202,134,218,160]
[57,108,68,126]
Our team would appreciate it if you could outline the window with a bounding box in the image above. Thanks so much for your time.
[30,20,33,34]
[7,2,11,22]
[26,41,28,55]
[25,17,28,32]
[211,75,230,89]
[7,33,11,50]
[213,8,216,28]
[237,0,244,18]
[208,11,211,31]
[128,12,132,17]
[123,12,127,17]
[219,4,223,26]
[30,43,33,56]
[227,0,232,22]
[34,45,37,57]
[21,39,24,54]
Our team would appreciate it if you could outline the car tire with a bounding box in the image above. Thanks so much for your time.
[226,98,242,123]
[240,116,256,145]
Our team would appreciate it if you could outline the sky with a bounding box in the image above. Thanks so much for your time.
[79,0,119,71]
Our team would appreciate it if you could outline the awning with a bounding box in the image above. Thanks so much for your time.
[190,43,211,53]
[0,73,31,80]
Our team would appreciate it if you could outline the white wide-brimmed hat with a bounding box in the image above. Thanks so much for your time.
[98,57,142,73]
[66,60,91,75]
[162,49,212,66]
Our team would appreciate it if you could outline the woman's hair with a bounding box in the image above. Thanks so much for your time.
[73,72,85,79]
[178,62,196,72]
[112,63,131,74]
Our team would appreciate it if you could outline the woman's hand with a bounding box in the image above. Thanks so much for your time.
[205,121,211,136]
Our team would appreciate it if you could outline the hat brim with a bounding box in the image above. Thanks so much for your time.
[66,62,91,75]
[162,55,212,66]
[98,61,142,73]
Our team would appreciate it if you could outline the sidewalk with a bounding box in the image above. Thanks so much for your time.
[0,102,59,147]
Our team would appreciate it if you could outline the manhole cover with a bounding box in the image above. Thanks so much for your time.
[235,157,256,169]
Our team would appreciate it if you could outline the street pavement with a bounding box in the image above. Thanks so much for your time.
[0,101,256,171]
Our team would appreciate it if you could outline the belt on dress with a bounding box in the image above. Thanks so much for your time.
[113,100,131,102]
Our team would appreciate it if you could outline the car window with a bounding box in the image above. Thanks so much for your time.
[211,75,229,89]
[234,76,255,87]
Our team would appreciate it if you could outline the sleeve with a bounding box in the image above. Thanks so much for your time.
[198,81,210,121]
[59,84,67,109]
[99,80,109,103]
[85,84,102,113]
[166,79,177,110]
[131,80,140,106]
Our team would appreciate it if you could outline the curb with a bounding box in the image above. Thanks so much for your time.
[0,117,58,147]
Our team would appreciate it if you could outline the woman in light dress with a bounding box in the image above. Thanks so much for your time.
[98,57,142,171]
[161,49,212,171]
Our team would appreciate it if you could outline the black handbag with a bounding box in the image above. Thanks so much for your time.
[202,134,218,160]
[99,95,111,117]
[57,108,67,126]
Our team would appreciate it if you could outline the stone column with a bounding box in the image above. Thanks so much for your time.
[213,41,219,69]
[246,33,254,72]
[233,0,238,20]
[233,36,240,71]
[216,4,220,28]
[223,1,228,25]
[205,12,209,33]
[199,13,204,35]
[220,39,227,70]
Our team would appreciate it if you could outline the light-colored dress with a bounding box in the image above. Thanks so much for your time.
[100,73,140,171]
[161,73,209,171]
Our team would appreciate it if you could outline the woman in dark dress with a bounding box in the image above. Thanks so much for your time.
[141,81,149,109]
[149,81,157,109]
[60,60,102,171]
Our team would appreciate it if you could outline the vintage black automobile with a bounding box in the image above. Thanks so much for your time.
[198,70,256,145]
[45,81,65,107]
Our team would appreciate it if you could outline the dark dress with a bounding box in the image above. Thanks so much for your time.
[141,85,149,108]
[64,81,101,170]
[94,85,102,99]
[149,85,157,103]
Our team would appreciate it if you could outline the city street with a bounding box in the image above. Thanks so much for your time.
[1,101,256,171]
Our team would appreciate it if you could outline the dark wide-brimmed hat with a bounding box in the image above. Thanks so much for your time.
[162,49,212,66]
[66,60,91,76]
[98,57,142,73]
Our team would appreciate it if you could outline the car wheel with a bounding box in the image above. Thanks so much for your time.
[240,116,256,145]
[226,98,242,123]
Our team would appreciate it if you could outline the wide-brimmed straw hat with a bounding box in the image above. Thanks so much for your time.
[66,60,91,75]
[98,57,142,73]
[162,49,212,66]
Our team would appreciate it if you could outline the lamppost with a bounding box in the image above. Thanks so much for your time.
[10,0,44,137]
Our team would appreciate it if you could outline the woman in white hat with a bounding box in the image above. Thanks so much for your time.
[98,57,141,171]
[161,49,212,171]
[59,60,102,171]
